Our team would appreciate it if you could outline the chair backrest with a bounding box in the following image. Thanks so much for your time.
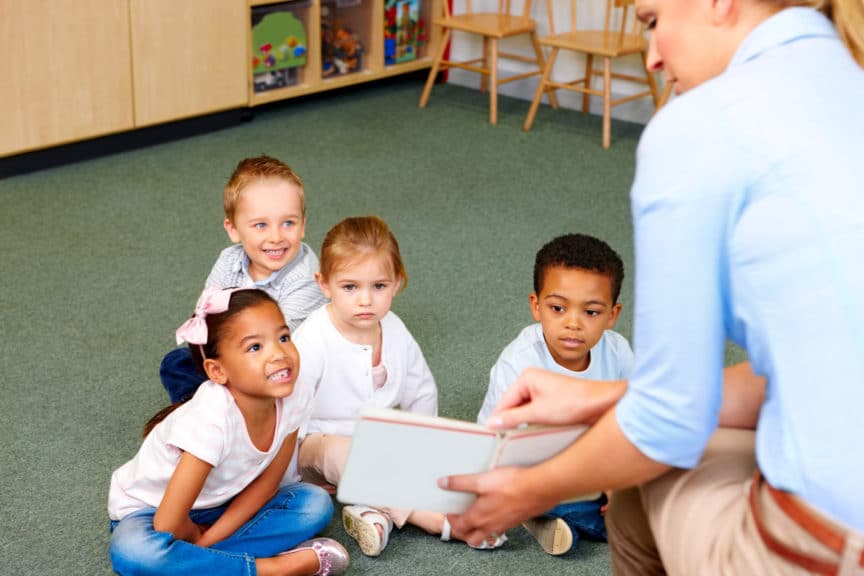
[544,0,645,46]
[445,0,535,19]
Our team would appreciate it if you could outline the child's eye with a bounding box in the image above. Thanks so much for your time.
[247,343,261,352]
[551,305,564,313]
[282,220,295,228]
[646,17,657,30]
[342,284,356,292]
[279,333,291,343]
[254,223,266,230]
[374,282,388,290]
[586,310,600,317]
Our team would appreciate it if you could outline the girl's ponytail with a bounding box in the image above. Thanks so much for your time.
[143,403,185,438]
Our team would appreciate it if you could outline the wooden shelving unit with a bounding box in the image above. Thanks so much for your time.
[0,0,442,158]
[248,0,441,107]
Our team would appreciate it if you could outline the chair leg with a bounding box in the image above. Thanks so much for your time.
[602,57,611,149]
[529,32,557,109]
[582,54,594,113]
[419,28,451,108]
[489,37,499,125]
[524,47,559,131]
[480,37,490,94]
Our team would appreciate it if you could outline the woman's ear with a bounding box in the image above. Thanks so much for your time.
[711,0,736,26]
[203,358,228,385]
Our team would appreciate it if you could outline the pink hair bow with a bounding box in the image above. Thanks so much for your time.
[175,287,238,346]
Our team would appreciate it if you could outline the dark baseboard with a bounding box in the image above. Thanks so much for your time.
[0,108,253,179]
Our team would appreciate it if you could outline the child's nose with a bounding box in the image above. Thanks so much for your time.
[358,288,371,305]
[273,340,296,360]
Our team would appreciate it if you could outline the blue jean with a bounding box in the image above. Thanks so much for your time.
[546,493,608,550]
[160,347,206,403]
[109,483,333,576]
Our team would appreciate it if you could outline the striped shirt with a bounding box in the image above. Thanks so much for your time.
[206,242,328,331]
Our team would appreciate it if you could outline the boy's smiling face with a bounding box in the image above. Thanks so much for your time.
[530,266,622,372]
[224,178,306,282]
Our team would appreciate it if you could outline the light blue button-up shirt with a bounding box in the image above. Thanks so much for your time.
[616,7,864,530]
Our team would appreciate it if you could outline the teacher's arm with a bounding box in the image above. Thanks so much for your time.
[443,407,669,546]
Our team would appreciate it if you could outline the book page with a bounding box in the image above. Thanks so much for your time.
[494,425,601,502]
[337,409,500,514]
[493,425,587,467]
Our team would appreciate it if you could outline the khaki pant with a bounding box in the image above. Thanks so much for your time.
[606,428,864,576]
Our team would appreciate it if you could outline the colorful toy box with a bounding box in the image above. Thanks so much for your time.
[251,3,309,92]
[321,0,366,77]
[384,0,425,65]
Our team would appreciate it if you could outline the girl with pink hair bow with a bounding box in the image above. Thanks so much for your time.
[107,287,349,575]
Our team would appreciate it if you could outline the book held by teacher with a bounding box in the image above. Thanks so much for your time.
[337,408,593,514]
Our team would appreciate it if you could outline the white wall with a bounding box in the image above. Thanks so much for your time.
[446,0,667,124]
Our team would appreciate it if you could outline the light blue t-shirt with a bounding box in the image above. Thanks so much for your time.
[477,323,633,425]
[616,7,864,530]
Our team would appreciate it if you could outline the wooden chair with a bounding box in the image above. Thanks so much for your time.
[523,0,660,148]
[418,0,558,125]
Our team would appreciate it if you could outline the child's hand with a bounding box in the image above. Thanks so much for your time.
[192,522,215,546]
[600,491,612,515]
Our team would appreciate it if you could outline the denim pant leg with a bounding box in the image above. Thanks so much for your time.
[548,493,608,544]
[109,484,333,576]
[160,347,206,403]
[110,510,256,576]
[206,483,334,556]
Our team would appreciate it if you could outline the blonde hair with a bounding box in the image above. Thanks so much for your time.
[781,0,864,67]
[319,216,407,289]
[223,155,305,223]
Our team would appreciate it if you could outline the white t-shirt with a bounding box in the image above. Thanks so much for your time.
[293,304,438,438]
[477,323,633,425]
[108,380,311,520]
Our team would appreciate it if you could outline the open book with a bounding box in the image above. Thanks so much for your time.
[337,408,591,514]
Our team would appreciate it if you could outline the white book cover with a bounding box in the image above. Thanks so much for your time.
[337,408,589,514]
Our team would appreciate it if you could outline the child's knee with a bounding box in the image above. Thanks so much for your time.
[274,483,334,527]
[109,515,172,575]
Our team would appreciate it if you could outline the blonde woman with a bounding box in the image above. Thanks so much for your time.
[441,0,864,574]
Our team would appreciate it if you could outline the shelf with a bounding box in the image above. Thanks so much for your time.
[249,56,433,105]
[1,0,442,157]
[247,0,439,107]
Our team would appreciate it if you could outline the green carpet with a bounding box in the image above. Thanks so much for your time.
[0,79,684,574]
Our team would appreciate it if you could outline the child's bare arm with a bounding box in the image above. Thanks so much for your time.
[196,431,298,548]
[153,452,213,542]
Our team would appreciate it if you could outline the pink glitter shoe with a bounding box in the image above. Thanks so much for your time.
[281,538,350,575]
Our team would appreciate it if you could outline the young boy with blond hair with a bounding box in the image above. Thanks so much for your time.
[477,233,632,555]
[160,155,328,403]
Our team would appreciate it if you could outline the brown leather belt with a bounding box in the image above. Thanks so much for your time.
[749,471,864,575]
